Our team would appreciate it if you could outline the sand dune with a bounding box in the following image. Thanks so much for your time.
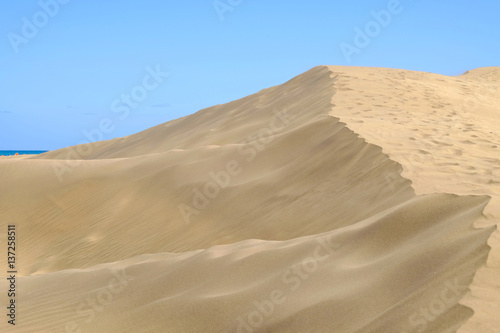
[324,66,500,332]
[0,66,498,332]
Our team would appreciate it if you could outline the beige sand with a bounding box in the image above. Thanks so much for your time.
[324,66,500,332]
[0,155,34,160]
[0,66,498,332]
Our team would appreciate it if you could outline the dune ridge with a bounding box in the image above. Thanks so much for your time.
[323,65,500,332]
[0,66,498,332]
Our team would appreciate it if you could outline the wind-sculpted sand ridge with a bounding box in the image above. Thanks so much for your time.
[324,65,500,331]
[1,194,493,333]
[0,66,497,332]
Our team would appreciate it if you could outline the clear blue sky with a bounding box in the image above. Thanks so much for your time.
[1,0,498,150]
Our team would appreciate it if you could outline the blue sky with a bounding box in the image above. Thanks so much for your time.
[1,0,498,150]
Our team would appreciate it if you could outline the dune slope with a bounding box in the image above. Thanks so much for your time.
[0,66,498,332]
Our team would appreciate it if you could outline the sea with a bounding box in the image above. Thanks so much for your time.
[0,150,48,156]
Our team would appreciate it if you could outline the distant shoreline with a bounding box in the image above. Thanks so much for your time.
[0,150,48,156]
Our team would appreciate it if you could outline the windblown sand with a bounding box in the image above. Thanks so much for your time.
[0,66,498,332]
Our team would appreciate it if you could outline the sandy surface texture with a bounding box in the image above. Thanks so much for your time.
[0,155,34,160]
[0,66,498,332]
[325,66,500,332]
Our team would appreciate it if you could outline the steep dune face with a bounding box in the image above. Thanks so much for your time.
[0,66,497,332]
[0,116,414,275]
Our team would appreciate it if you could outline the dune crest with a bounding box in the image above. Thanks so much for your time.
[324,65,500,332]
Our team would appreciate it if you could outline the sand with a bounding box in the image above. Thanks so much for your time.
[325,66,500,332]
[0,66,498,332]
[0,155,34,160]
